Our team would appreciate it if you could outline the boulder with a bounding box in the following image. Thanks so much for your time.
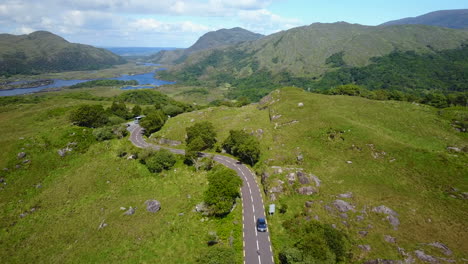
[296,154,303,162]
[373,205,398,216]
[305,201,314,208]
[297,186,316,195]
[384,235,396,243]
[414,250,439,263]
[358,245,372,252]
[145,200,161,213]
[124,207,135,215]
[428,242,452,256]
[17,152,26,159]
[297,172,310,184]
[359,231,368,237]
[333,200,355,212]
[387,215,400,230]
[286,173,296,185]
[338,192,353,198]
[310,174,321,187]
[357,215,365,221]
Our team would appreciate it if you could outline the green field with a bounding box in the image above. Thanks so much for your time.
[0,93,242,263]
[155,87,468,262]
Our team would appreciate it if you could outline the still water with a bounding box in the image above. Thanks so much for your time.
[0,68,175,96]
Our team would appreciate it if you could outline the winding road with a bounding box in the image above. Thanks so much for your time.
[128,124,274,264]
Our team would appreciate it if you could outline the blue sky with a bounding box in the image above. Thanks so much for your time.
[0,0,466,47]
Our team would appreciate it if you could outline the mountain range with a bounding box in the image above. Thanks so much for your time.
[0,31,125,76]
[381,9,468,29]
[163,22,468,80]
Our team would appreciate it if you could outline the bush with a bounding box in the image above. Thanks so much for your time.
[204,165,242,217]
[222,130,261,166]
[140,110,167,136]
[197,246,237,264]
[69,104,109,128]
[186,121,217,151]
[145,149,177,173]
[93,127,114,141]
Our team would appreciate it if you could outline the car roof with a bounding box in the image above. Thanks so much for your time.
[258,218,265,222]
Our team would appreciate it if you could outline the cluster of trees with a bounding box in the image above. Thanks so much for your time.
[279,218,351,264]
[222,130,261,166]
[184,121,217,163]
[69,101,143,128]
[69,80,138,89]
[204,165,242,216]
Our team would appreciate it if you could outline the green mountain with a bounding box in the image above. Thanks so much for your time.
[0,31,125,76]
[381,9,468,29]
[165,23,468,79]
[148,27,263,64]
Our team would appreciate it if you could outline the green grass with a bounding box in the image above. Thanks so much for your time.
[155,87,468,262]
[0,93,242,263]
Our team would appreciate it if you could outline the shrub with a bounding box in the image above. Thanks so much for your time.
[145,149,177,173]
[69,104,109,128]
[93,127,114,141]
[197,246,237,264]
[204,165,242,217]
[140,110,167,136]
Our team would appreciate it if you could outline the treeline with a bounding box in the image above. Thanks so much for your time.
[69,80,138,89]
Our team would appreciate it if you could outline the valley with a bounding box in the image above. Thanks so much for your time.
[0,6,467,264]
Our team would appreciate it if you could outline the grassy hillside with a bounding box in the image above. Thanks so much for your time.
[154,87,468,262]
[0,31,125,76]
[0,92,242,263]
[164,23,468,80]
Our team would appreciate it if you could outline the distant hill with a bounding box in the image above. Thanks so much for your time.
[148,27,263,64]
[381,9,468,29]
[162,23,468,80]
[0,31,125,76]
[102,47,180,57]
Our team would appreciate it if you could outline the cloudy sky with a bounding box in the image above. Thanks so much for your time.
[0,0,466,47]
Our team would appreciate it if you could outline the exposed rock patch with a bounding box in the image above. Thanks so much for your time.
[384,235,396,243]
[338,192,353,198]
[297,186,316,195]
[145,200,161,213]
[428,242,452,256]
[359,245,372,252]
[333,199,355,212]
[124,207,135,215]
[414,250,438,263]
[17,152,26,159]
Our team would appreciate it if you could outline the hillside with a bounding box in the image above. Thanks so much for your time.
[155,87,468,263]
[0,31,125,76]
[381,9,468,29]
[164,23,468,79]
[148,27,263,64]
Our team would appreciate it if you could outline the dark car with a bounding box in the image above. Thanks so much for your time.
[257,218,267,232]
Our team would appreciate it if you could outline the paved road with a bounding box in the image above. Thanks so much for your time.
[128,124,274,264]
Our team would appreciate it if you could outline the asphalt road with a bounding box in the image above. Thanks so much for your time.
[128,124,274,264]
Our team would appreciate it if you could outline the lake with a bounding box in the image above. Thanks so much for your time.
[0,69,175,96]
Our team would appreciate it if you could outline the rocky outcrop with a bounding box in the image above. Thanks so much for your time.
[297,186,316,195]
[333,200,355,212]
[414,250,438,263]
[373,205,400,229]
[145,200,161,213]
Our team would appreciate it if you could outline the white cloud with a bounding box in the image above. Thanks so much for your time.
[0,0,301,46]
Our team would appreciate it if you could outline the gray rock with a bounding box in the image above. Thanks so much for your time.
[271,114,282,120]
[22,159,30,164]
[384,235,396,243]
[297,172,310,184]
[310,174,321,187]
[314,215,319,221]
[286,173,296,185]
[269,193,277,201]
[145,200,161,213]
[414,250,439,263]
[338,192,353,198]
[257,129,264,135]
[19,213,28,218]
[359,231,368,237]
[124,207,135,215]
[373,205,398,216]
[387,215,400,230]
[127,154,136,160]
[346,160,353,164]
[35,183,42,189]
[446,147,461,152]
[305,201,314,207]
[17,152,26,159]
[178,213,184,216]
[333,199,355,212]
[98,220,108,229]
[297,186,316,195]
[358,245,372,252]
[331,224,337,229]
[462,192,468,199]
[57,149,67,157]
[120,207,126,211]
[15,165,21,169]
[340,213,348,219]
[296,154,303,162]
[398,247,415,264]
[428,242,452,256]
[298,102,304,107]
[195,202,209,214]
[364,260,402,264]
[357,215,365,221]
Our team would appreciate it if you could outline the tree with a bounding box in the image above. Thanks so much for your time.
[109,101,130,119]
[204,165,242,217]
[132,105,142,117]
[222,130,261,166]
[162,104,184,117]
[145,149,177,173]
[69,104,109,128]
[140,110,167,136]
[186,121,217,151]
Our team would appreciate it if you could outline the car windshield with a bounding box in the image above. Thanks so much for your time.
[258,218,266,225]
